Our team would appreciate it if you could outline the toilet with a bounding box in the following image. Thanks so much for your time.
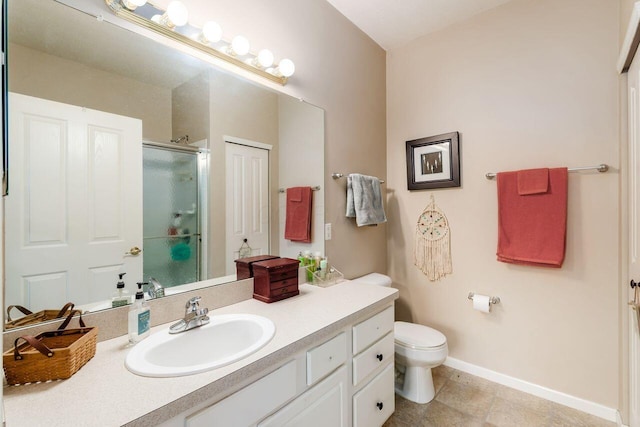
[351,273,448,404]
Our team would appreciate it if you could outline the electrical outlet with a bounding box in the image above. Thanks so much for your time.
[325,223,332,240]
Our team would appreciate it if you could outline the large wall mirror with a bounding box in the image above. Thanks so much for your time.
[3,0,325,329]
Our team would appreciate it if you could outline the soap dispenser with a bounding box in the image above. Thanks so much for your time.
[111,273,131,308]
[128,282,150,344]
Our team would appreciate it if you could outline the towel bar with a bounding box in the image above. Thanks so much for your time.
[485,164,608,180]
[331,173,385,184]
[278,186,321,193]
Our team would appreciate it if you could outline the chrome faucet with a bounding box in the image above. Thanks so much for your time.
[146,277,165,299]
[169,296,210,334]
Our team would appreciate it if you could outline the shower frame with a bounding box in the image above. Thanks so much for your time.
[142,140,210,284]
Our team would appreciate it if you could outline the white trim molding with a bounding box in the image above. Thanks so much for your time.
[618,1,640,73]
[444,357,620,423]
[224,135,273,151]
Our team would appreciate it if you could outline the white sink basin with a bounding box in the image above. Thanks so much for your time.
[125,313,276,377]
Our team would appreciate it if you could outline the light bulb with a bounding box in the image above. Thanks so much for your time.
[256,49,274,68]
[230,35,250,56]
[161,1,189,28]
[200,21,222,44]
[277,59,295,77]
[121,0,146,10]
[151,14,162,24]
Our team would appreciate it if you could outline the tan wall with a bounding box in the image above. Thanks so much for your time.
[278,96,325,259]
[172,73,210,143]
[177,0,388,279]
[209,70,280,277]
[8,43,172,142]
[387,0,620,408]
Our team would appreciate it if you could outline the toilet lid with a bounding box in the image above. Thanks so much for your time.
[394,321,446,349]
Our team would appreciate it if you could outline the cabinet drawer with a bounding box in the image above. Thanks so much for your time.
[270,277,299,291]
[186,360,297,427]
[352,306,394,355]
[307,332,347,385]
[353,332,394,386]
[268,268,298,281]
[353,364,395,427]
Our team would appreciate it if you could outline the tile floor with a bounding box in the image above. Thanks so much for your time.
[383,365,616,427]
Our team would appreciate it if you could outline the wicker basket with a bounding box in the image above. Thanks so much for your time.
[5,302,83,330]
[3,314,98,385]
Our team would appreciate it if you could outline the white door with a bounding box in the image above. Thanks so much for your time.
[627,55,640,427]
[5,93,143,310]
[225,141,269,274]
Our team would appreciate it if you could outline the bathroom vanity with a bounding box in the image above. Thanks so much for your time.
[3,281,398,426]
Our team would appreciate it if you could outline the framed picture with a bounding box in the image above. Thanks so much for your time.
[406,132,460,190]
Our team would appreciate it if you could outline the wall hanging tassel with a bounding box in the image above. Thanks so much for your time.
[414,194,452,281]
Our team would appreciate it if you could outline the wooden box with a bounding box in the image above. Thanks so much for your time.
[235,255,280,280]
[252,258,300,303]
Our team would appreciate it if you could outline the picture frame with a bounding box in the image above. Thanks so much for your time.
[406,132,460,190]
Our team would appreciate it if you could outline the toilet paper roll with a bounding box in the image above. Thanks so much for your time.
[473,294,491,313]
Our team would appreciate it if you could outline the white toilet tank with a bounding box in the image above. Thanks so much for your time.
[351,273,392,287]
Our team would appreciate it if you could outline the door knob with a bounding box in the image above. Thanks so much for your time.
[125,246,142,256]
[631,280,638,289]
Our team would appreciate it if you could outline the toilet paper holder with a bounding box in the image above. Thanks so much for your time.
[468,292,500,306]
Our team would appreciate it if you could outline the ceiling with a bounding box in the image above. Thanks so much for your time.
[325,0,517,51]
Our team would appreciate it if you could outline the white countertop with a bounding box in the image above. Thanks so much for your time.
[3,281,398,427]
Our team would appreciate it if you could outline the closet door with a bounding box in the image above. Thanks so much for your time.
[5,93,143,309]
[224,141,270,275]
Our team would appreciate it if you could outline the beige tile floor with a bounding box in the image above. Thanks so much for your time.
[383,365,616,427]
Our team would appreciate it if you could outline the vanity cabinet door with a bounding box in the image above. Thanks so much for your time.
[259,365,348,427]
[185,360,296,427]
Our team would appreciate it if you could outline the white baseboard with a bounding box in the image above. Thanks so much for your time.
[444,357,620,423]
[617,409,628,427]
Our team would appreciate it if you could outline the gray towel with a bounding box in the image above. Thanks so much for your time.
[346,173,387,226]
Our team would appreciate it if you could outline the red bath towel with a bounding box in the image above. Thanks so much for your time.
[284,187,313,243]
[496,167,568,268]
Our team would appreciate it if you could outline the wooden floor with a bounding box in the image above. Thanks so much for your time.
[383,365,616,427]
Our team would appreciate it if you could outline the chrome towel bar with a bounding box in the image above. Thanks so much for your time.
[332,173,385,184]
[485,164,608,180]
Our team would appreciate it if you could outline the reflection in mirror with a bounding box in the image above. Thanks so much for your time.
[4,0,325,329]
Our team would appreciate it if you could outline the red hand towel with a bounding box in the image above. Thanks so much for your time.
[517,168,548,195]
[284,187,313,243]
[496,167,568,268]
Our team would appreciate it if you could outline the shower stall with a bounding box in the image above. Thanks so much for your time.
[142,141,208,289]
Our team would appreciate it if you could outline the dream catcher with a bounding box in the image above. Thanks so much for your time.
[414,195,452,281]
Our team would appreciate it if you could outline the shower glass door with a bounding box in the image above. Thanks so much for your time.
[143,145,199,288]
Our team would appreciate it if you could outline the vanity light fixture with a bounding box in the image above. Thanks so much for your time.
[269,58,296,78]
[246,49,274,69]
[121,0,147,11]
[105,0,294,85]
[159,0,189,28]
[199,21,223,44]
[224,35,250,57]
